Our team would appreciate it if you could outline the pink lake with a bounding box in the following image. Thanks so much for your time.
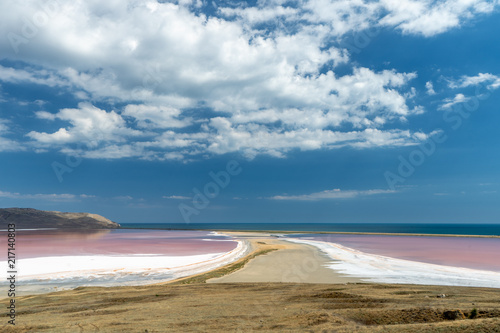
[1,229,238,260]
[295,234,500,272]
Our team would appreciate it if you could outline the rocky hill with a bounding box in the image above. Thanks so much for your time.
[0,208,120,229]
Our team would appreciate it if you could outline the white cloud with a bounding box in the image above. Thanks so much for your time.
[28,103,144,147]
[0,137,22,152]
[269,188,396,201]
[0,119,23,152]
[448,73,500,90]
[123,104,191,129]
[437,72,500,111]
[377,0,460,37]
[0,65,70,88]
[438,93,470,110]
[425,81,436,95]
[163,195,191,200]
[0,121,8,133]
[205,119,428,158]
[1,0,498,161]
[219,5,299,24]
[224,0,500,37]
[79,144,147,160]
[114,195,134,200]
[0,190,93,201]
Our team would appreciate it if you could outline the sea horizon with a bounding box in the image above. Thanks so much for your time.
[120,222,500,236]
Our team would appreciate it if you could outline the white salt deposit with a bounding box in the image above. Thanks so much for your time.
[287,238,500,288]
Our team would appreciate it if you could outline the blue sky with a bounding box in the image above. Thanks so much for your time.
[0,0,499,224]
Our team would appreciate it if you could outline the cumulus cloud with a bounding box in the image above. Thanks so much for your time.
[222,0,499,37]
[269,188,397,200]
[205,119,428,158]
[28,103,144,148]
[376,0,497,37]
[1,0,498,160]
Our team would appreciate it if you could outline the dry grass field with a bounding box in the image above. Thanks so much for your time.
[2,282,500,332]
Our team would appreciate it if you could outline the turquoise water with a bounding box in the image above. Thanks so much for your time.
[120,223,500,236]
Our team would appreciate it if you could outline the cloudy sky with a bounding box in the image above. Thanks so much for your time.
[1,0,499,224]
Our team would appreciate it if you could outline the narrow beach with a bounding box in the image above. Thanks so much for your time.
[208,234,361,284]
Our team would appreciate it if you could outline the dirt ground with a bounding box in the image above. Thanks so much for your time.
[2,282,500,332]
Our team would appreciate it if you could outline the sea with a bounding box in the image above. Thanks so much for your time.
[120,222,500,236]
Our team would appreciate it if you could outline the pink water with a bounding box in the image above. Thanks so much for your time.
[5,229,500,273]
[2,229,237,260]
[298,234,500,272]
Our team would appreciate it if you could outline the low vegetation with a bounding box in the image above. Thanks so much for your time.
[4,283,500,332]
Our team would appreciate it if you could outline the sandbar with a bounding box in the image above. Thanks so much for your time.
[208,235,362,284]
